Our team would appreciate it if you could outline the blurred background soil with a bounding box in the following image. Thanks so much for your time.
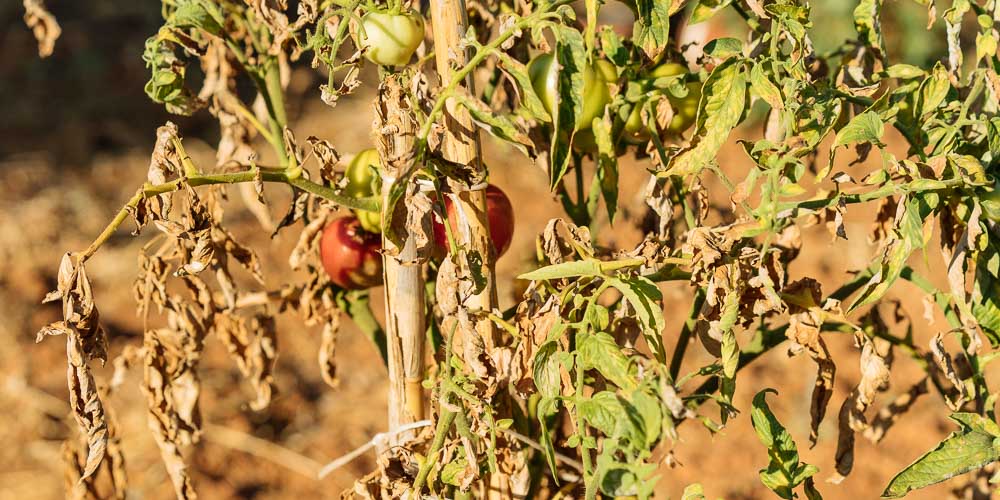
[0,1,989,499]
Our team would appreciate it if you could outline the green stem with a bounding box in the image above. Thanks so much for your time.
[345,291,389,364]
[412,408,456,492]
[415,3,569,146]
[670,287,706,381]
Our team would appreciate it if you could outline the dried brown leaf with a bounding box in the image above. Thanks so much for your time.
[23,0,61,57]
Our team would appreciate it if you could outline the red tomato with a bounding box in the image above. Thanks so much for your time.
[320,217,383,289]
[432,185,515,258]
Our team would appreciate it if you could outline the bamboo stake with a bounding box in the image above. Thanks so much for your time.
[374,74,426,443]
[428,0,501,353]
[427,0,511,496]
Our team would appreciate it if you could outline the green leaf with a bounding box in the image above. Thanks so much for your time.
[661,58,747,178]
[518,259,605,280]
[853,0,885,55]
[534,341,571,398]
[690,0,734,25]
[607,277,666,362]
[631,0,671,60]
[579,391,627,437]
[456,94,533,156]
[833,111,884,149]
[681,483,706,500]
[751,390,820,499]
[718,290,740,413]
[578,332,637,391]
[593,118,619,224]
[849,195,930,312]
[703,38,743,60]
[549,26,587,189]
[440,458,468,486]
[749,62,783,111]
[536,396,562,479]
[882,413,1000,498]
[170,0,224,36]
[972,239,1000,346]
[495,52,549,121]
[884,64,925,80]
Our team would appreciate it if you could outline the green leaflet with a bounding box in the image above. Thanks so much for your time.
[853,0,884,56]
[518,259,605,280]
[690,0,734,25]
[456,94,533,157]
[849,195,931,312]
[751,390,821,499]
[549,26,587,189]
[882,413,1000,498]
[661,58,747,178]
[494,51,550,122]
[833,111,885,149]
[972,239,1000,346]
[578,332,636,391]
[718,290,740,414]
[607,276,666,362]
[630,0,671,60]
[593,118,619,224]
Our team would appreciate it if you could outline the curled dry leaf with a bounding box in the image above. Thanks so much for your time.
[22,0,61,57]
[929,332,969,410]
[39,254,110,481]
[62,405,126,500]
[319,312,342,388]
[141,297,208,499]
[783,278,838,448]
[831,332,891,482]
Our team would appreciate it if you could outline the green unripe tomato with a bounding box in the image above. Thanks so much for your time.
[648,62,688,79]
[357,10,425,66]
[624,63,701,140]
[528,53,613,130]
[665,81,701,134]
[345,149,382,233]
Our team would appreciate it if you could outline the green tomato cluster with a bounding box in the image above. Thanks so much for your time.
[624,62,701,141]
[528,53,616,131]
[345,149,382,233]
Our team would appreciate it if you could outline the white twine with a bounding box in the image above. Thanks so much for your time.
[316,420,433,479]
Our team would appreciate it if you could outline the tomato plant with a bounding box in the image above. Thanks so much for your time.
[26,0,1000,498]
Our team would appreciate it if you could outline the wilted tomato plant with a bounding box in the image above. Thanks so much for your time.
[22,0,1000,498]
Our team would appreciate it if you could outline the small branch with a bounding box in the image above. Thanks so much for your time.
[203,423,325,479]
[79,166,380,264]
[79,188,144,262]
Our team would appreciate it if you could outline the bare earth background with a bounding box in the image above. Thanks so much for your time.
[0,2,988,499]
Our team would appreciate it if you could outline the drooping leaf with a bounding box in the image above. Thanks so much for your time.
[607,276,666,362]
[661,58,747,178]
[751,390,821,499]
[882,413,1000,498]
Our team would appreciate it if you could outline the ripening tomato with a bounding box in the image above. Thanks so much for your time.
[529,53,614,130]
[345,149,381,233]
[623,62,701,140]
[320,217,383,290]
[432,185,515,258]
[357,10,425,66]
